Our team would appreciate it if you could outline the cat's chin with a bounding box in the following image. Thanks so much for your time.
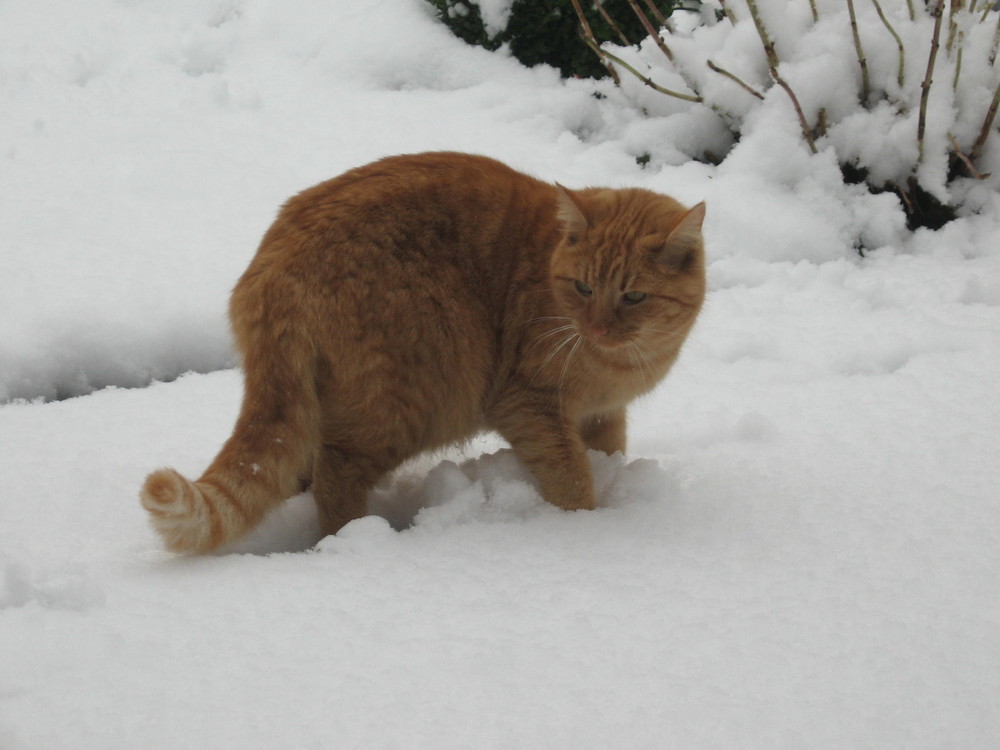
[588,336,630,351]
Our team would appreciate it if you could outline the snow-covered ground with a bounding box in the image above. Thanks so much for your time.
[2,1,999,747]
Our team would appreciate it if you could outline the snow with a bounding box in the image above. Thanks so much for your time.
[2,0,999,747]
[471,0,516,38]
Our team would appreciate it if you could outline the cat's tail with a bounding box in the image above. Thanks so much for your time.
[139,379,318,553]
[140,467,259,555]
[140,276,319,554]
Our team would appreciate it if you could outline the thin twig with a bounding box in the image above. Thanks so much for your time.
[970,79,1000,163]
[626,0,676,62]
[953,36,964,90]
[745,0,817,152]
[950,135,986,177]
[707,59,765,98]
[717,0,737,25]
[947,0,969,93]
[816,107,828,138]
[595,0,632,46]
[990,12,1000,65]
[583,37,703,102]
[642,0,668,26]
[625,0,703,97]
[918,0,946,165]
[745,0,779,69]
[847,0,871,102]
[890,181,914,214]
[773,77,818,153]
[808,0,819,23]
[568,0,622,84]
[946,0,964,54]
[871,0,906,88]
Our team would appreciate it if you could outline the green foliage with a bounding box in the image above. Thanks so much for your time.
[426,0,679,79]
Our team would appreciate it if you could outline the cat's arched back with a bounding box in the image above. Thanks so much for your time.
[140,152,706,553]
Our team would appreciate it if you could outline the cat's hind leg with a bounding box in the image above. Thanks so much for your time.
[311,445,399,537]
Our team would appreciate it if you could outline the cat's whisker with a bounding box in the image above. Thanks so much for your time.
[628,341,656,392]
[540,332,579,372]
[530,323,575,338]
[626,345,651,393]
[527,316,575,340]
[531,331,577,389]
[558,335,583,408]
[639,341,658,372]
[527,324,577,352]
[642,327,690,342]
[559,335,582,385]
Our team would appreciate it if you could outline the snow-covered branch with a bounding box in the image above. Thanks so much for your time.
[579,0,1000,230]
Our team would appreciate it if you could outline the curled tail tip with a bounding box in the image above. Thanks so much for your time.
[140,468,216,554]
[140,468,189,518]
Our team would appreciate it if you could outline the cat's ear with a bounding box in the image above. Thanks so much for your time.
[555,183,588,241]
[658,201,706,270]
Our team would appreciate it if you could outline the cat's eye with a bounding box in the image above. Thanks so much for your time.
[574,280,593,297]
[622,290,647,304]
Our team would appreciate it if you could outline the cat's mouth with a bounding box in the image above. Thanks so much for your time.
[582,327,629,350]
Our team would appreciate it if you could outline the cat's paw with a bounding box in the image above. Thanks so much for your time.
[546,492,596,512]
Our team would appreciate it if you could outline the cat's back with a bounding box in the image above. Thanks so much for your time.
[241,152,558,307]
[282,151,550,234]
[233,153,559,339]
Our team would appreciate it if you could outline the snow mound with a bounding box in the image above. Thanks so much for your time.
[0,556,105,612]
[385,449,672,531]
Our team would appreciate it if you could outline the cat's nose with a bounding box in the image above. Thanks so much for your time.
[588,325,609,339]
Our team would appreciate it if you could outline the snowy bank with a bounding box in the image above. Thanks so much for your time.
[2,1,999,748]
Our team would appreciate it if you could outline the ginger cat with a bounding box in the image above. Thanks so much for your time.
[140,152,706,553]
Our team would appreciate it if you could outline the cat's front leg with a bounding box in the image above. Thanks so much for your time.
[580,409,627,456]
[489,393,596,512]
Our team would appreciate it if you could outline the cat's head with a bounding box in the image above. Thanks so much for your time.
[549,185,706,354]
